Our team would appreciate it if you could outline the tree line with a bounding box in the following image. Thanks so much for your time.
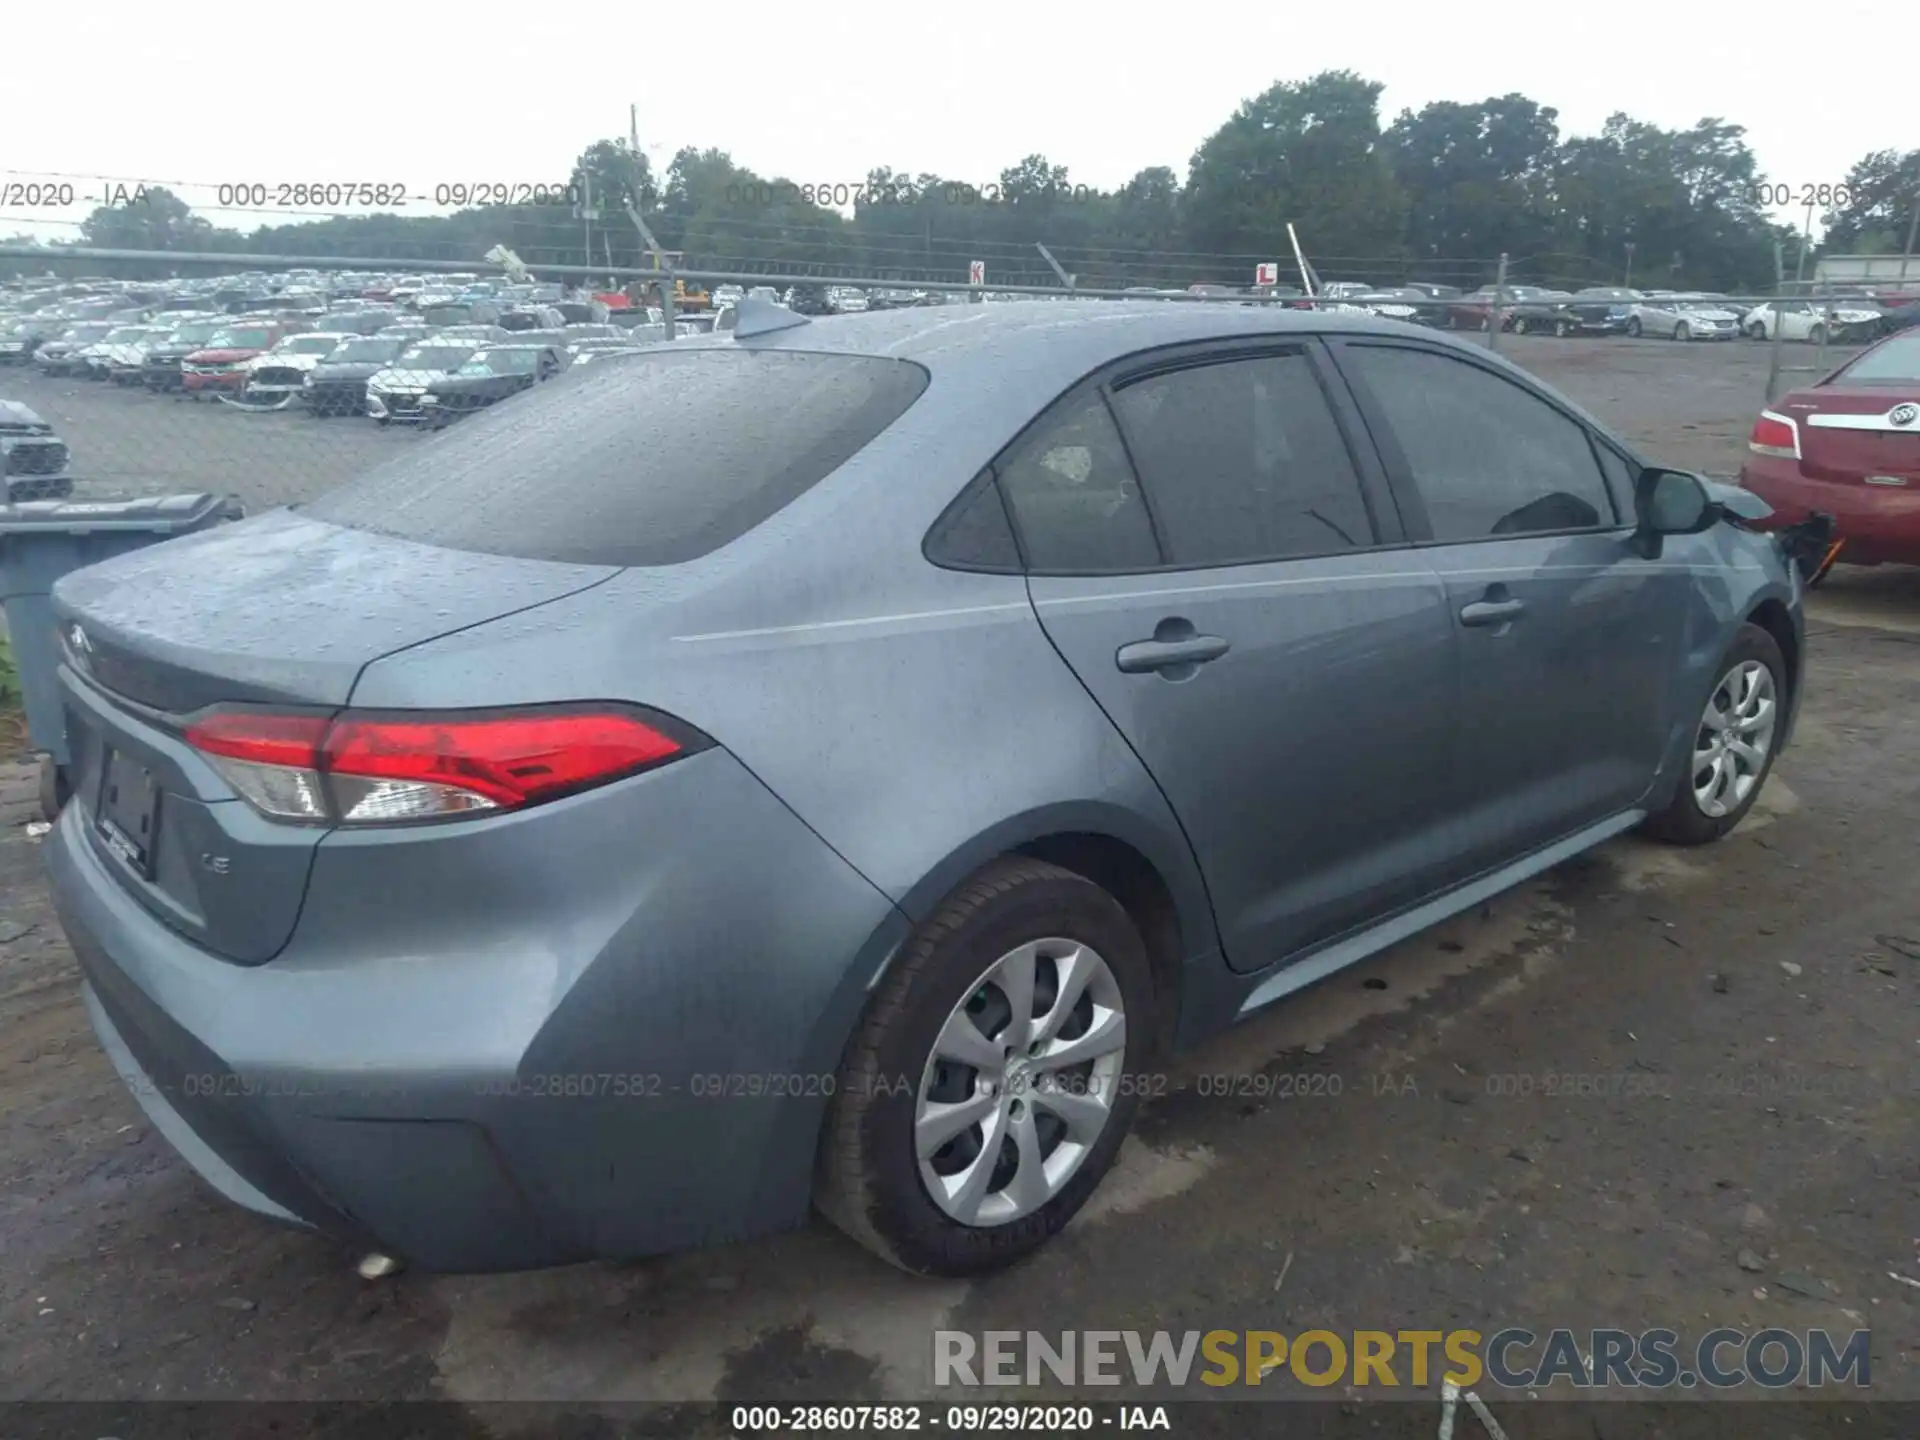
[10,71,1918,293]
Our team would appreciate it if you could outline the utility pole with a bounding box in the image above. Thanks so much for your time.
[1623,242,1635,290]
[579,171,593,283]
[1486,253,1508,354]
[1766,240,1788,403]
[1035,241,1075,291]
[1793,200,1815,286]
[627,102,673,338]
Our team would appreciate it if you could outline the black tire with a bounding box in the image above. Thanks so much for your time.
[1554,318,1573,338]
[1808,325,1826,346]
[816,856,1157,1277]
[1513,317,1531,335]
[1626,317,1642,338]
[1674,321,1690,341]
[37,754,69,822]
[1641,623,1787,846]
[1747,322,1766,340]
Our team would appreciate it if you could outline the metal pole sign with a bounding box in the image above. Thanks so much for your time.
[968,260,985,286]
[1255,262,1279,287]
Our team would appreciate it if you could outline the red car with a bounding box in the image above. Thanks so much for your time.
[1738,329,1920,572]
[179,321,297,396]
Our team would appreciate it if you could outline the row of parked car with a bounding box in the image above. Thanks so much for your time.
[0,268,979,433]
[0,274,711,427]
[1219,279,1920,343]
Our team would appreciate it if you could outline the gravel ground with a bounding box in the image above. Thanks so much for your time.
[0,333,1915,1437]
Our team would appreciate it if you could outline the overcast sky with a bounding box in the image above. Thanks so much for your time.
[2,0,1908,251]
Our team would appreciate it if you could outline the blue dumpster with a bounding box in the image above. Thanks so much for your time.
[0,494,242,816]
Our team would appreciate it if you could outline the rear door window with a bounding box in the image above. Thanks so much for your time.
[303,350,928,565]
[1107,351,1377,565]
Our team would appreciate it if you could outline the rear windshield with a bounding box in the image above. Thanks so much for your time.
[303,349,930,566]
[1834,332,1920,384]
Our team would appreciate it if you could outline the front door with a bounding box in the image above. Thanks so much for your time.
[1329,339,1687,876]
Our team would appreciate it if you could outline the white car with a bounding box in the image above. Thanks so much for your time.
[1626,296,1741,341]
[364,340,484,424]
[1741,299,1883,343]
[75,325,174,381]
[235,332,357,407]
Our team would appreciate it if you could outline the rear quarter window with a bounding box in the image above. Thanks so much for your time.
[302,349,929,565]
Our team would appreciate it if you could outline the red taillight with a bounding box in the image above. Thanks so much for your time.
[185,712,330,768]
[184,706,698,826]
[1748,410,1800,460]
[326,712,682,809]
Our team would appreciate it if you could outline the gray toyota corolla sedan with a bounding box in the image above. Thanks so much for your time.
[47,298,1809,1278]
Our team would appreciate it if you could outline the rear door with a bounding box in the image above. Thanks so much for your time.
[1012,340,1462,973]
[1328,338,1686,878]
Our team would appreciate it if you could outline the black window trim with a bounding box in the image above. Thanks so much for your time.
[921,465,1024,574]
[1325,335,1632,549]
[940,334,1412,579]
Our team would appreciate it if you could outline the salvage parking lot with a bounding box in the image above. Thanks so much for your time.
[1,334,1917,1427]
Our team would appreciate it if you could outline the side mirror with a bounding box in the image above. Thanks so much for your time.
[1633,467,1718,556]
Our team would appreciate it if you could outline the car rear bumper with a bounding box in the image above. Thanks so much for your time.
[1738,456,1920,564]
[48,748,908,1272]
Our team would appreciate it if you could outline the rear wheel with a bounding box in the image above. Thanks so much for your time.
[1747,321,1767,340]
[1641,624,1785,846]
[1626,317,1643,338]
[1513,317,1531,335]
[817,857,1154,1276]
[1554,318,1573,337]
[1808,324,1827,346]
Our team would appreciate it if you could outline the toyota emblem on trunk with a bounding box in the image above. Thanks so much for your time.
[1892,403,1918,427]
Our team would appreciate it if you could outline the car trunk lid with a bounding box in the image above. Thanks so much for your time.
[51,509,620,963]
[1777,387,1920,487]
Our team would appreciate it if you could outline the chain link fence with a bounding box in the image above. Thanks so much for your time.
[0,242,1908,516]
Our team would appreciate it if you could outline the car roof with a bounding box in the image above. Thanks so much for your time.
[716,299,1456,390]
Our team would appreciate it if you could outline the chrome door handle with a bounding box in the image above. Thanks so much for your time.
[1115,635,1231,673]
[1460,599,1526,627]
